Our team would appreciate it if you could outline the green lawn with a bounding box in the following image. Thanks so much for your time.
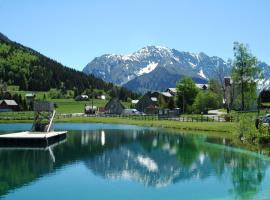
[52,99,104,114]
[57,116,236,135]
[52,99,131,114]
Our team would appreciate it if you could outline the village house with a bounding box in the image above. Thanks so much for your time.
[0,99,19,111]
[105,98,125,115]
[151,91,175,108]
[135,92,159,114]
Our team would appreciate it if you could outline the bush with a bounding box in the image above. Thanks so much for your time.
[236,114,260,142]
[192,91,220,114]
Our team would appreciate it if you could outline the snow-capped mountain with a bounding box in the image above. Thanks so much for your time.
[83,46,269,93]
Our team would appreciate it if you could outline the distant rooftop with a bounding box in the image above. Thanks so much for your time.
[0,99,18,106]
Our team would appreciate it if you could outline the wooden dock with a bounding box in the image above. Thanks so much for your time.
[0,131,67,147]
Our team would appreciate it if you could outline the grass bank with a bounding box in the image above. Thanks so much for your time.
[58,116,236,133]
[0,116,235,138]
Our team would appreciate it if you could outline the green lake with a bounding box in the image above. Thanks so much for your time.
[0,123,270,200]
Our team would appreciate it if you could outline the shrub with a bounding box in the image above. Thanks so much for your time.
[236,114,260,142]
[192,91,220,114]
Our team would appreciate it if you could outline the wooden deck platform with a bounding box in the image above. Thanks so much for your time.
[0,131,67,148]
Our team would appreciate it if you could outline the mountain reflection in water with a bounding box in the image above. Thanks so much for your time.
[0,125,269,200]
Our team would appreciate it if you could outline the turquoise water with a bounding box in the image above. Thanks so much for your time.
[0,123,270,200]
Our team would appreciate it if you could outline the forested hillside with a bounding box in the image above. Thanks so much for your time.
[0,33,137,100]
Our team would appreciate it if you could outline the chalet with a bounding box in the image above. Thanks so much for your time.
[135,92,159,114]
[105,98,125,115]
[151,91,173,106]
[0,99,19,111]
[75,95,89,101]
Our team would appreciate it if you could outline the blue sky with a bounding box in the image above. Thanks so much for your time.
[0,0,269,70]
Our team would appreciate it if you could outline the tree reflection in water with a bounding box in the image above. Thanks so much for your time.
[0,127,269,199]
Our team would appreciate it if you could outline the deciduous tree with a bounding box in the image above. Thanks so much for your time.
[176,77,199,113]
[232,42,262,110]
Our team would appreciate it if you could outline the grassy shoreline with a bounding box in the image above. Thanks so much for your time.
[3,116,270,155]
[0,116,236,138]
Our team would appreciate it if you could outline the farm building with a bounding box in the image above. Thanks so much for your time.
[0,99,19,111]
[105,98,125,114]
[135,92,159,114]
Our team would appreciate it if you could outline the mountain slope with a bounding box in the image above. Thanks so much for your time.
[124,67,207,93]
[83,46,230,93]
[0,32,137,100]
[83,46,270,93]
[0,33,11,42]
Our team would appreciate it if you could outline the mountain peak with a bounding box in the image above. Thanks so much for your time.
[141,45,171,51]
[83,46,231,92]
[137,45,172,54]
